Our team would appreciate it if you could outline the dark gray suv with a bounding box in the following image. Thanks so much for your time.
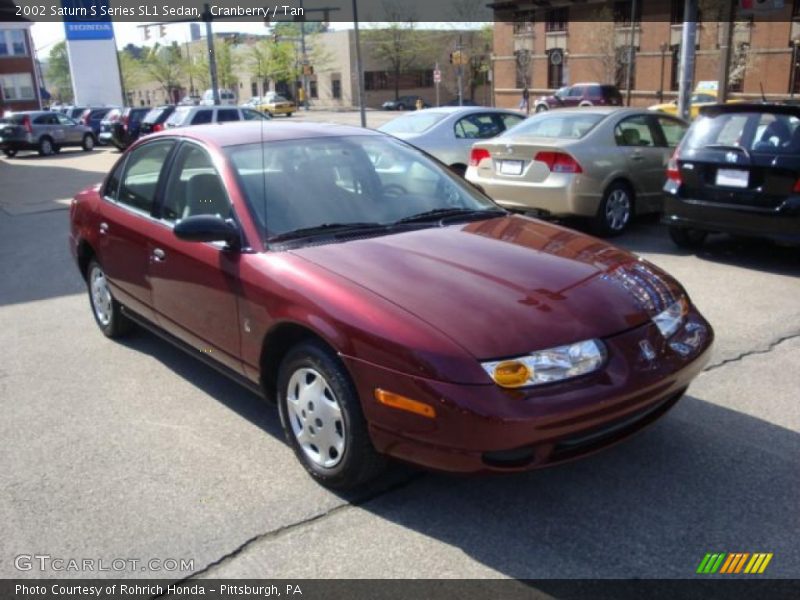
[0,111,95,157]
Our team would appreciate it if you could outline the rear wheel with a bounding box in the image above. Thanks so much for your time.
[669,225,707,250]
[277,340,385,490]
[594,182,634,237]
[82,134,95,151]
[286,112,292,117]
[449,164,467,178]
[2,149,16,158]
[535,104,548,113]
[38,137,54,156]
[87,259,133,338]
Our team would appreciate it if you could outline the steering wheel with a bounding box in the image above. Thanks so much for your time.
[382,184,408,198]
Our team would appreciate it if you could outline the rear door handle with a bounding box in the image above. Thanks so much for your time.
[99,222,109,234]
[630,153,645,161]
[152,248,166,262]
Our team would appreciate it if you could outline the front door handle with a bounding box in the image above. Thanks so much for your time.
[630,153,645,161]
[152,248,166,262]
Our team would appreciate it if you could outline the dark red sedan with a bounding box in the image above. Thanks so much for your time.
[69,122,713,489]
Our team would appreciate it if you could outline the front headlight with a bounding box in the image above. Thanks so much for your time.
[481,339,606,388]
[652,297,688,338]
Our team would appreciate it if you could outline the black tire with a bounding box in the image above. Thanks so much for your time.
[669,225,707,250]
[450,164,467,178]
[38,136,54,156]
[2,149,16,158]
[52,144,62,153]
[286,112,292,117]
[535,104,548,113]
[277,340,385,490]
[86,259,133,338]
[594,181,634,237]
[82,134,95,151]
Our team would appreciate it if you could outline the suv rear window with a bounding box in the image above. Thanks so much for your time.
[684,111,800,155]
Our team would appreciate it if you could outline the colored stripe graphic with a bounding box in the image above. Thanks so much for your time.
[698,553,727,574]
[699,552,773,575]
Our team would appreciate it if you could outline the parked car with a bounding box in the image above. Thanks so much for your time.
[257,92,295,117]
[179,95,201,106]
[648,81,743,120]
[378,106,525,176]
[69,121,712,489]
[138,105,177,136]
[107,106,150,150]
[80,107,119,141]
[382,96,430,111]
[466,107,689,235]
[0,110,95,157]
[97,108,122,146]
[663,103,800,248]
[244,96,262,108]
[533,83,623,113]
[200,88,237,106]
[164,105,270,128]
[443,99,481,107]
[60,106,88,120]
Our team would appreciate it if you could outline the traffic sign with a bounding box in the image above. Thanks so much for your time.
[433,69,442,84]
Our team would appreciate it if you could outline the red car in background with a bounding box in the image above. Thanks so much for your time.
[534,83,624,112]
[69,122,713,490]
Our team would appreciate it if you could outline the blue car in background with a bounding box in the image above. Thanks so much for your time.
[79,107,118,143]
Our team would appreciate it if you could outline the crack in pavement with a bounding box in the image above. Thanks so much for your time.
[151,331,800,593]
[702,331,800,374]
[150,471,426,597]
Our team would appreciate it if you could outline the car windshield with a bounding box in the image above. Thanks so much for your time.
[379,112,448,134]
[145,107,170,122]
[226,135,499,243]
[503,113,604,139]
[684,111,800,154]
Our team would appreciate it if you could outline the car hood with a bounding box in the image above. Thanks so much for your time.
[290,216,680,359]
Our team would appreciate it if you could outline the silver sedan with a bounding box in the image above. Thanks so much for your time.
[378,106,525,176]
[465,107,688,236]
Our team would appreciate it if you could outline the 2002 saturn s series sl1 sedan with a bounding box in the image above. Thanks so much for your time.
[69,122,713,489]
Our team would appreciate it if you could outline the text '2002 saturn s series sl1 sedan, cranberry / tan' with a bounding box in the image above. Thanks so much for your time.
[69,122,713,490]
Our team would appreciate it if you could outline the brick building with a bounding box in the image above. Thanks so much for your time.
[490,0,800,109]
[0,4,41,114]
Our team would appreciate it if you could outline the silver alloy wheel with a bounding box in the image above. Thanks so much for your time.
[90,266,113,326]
[40,138,53,155]
[286,367,345,468]
[605,189,631,231]
[84,135,94,150]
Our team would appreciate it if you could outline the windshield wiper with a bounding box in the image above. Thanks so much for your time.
[267,222,387,244]
[702,144,751,160]
[395,207,506,225]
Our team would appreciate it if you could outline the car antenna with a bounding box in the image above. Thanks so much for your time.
[759,82,767,103]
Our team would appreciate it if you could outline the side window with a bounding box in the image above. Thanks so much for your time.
[162,144,231,222]
[568,86,584,98]
[56,114,74,126]
[117,141,175,213]
[499,113,524,131]
[217,109,240,123]
[104,156,127,200]
[242,108,265,121]
[615,115,657,147]
[191,110,213,125]
[33,114,50,125]
[655,116,687,148]
[454,114,502,139]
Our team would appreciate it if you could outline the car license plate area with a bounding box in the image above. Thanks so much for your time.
[715,168,748,188]
[498,160,523,176]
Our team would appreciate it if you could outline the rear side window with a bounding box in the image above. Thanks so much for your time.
[104,157,126,200]
[117,141,175,213]
[190,110,213,125]
[454,114,502,139]
[217,109,240,123]
[615,115,657,147]
[508,113,604,139]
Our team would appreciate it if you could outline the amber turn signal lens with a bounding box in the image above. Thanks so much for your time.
[492,361,532,388]
[374,389,436,419]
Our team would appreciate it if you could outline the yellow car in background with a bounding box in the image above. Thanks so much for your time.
[649,83,743,120]
[257,92,295,117]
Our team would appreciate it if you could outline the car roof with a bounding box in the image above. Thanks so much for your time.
[413,106,522,116]
[699,103,800,117]
[147,121,382,147]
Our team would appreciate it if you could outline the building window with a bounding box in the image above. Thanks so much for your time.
[364,69,433,91]
[310,79,318,98]
[513,11,535,34]
[0,29,27,56]
[0,73,35,100]
[547,49,564,88]
[545,8,568,33]
[332,78,341,99]
[614,1,641,26]
[364,71,389,90]
[794,0,800,18]
[670,45,680,91]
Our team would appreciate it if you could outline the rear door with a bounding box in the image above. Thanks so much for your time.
[97,139,176,320]
[55,113,82,144]
[216,108,241,124]
[614,114,668,209]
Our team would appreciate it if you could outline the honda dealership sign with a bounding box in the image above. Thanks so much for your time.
[62,0,123,106]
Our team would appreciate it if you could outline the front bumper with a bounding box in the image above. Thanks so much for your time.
[344,306,713,473]
[663,191,800,244]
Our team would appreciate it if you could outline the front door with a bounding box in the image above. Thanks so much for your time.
[148,141,243,374]
[614,114,668,212]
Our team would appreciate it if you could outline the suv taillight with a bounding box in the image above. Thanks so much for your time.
[534,151,583,174]
[793,178,800,193]
[666,148,682,185]
[151,122,163,132]
[80,109,90,125]
[469,147,491,167]
[22,115,32,134]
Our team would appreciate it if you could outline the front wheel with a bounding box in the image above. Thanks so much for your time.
[82,134,95,151]
[669,225,707,249]
[38,137,54,156]
[594,182,634,237]
[87,259,133,338]
[2,149,16,158]
[535,104,548,113]
[277,340,385,490]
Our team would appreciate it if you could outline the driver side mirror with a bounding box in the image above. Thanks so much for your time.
[174,215,240,249]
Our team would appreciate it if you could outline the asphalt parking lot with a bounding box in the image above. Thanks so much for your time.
[1,112,798,583]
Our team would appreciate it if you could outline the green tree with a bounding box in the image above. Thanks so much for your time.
[47,41,73,103]
[118,48,144,97]
[141,43,184,101]
[216,40,240,91]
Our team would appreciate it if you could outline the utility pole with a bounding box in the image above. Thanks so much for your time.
[203,4,220,105]
[791,40,800,99]
[624,0,637,106]
[352,0,366,127]
[299,0,309,110]
[677,0,697,121]
[456,34,463,107]
[716,1,736,104]
[658,42,668,103]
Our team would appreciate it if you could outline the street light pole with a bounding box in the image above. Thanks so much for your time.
[203,3,220,105]
[624,0,637,106]
[791,40,800,99]
[299,0,309,110]
[677,0,697,121]
[658,42,668,103]
[352,0,366,127]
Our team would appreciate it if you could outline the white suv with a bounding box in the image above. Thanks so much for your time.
[165,106,270,129]
[201,89,237,106]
